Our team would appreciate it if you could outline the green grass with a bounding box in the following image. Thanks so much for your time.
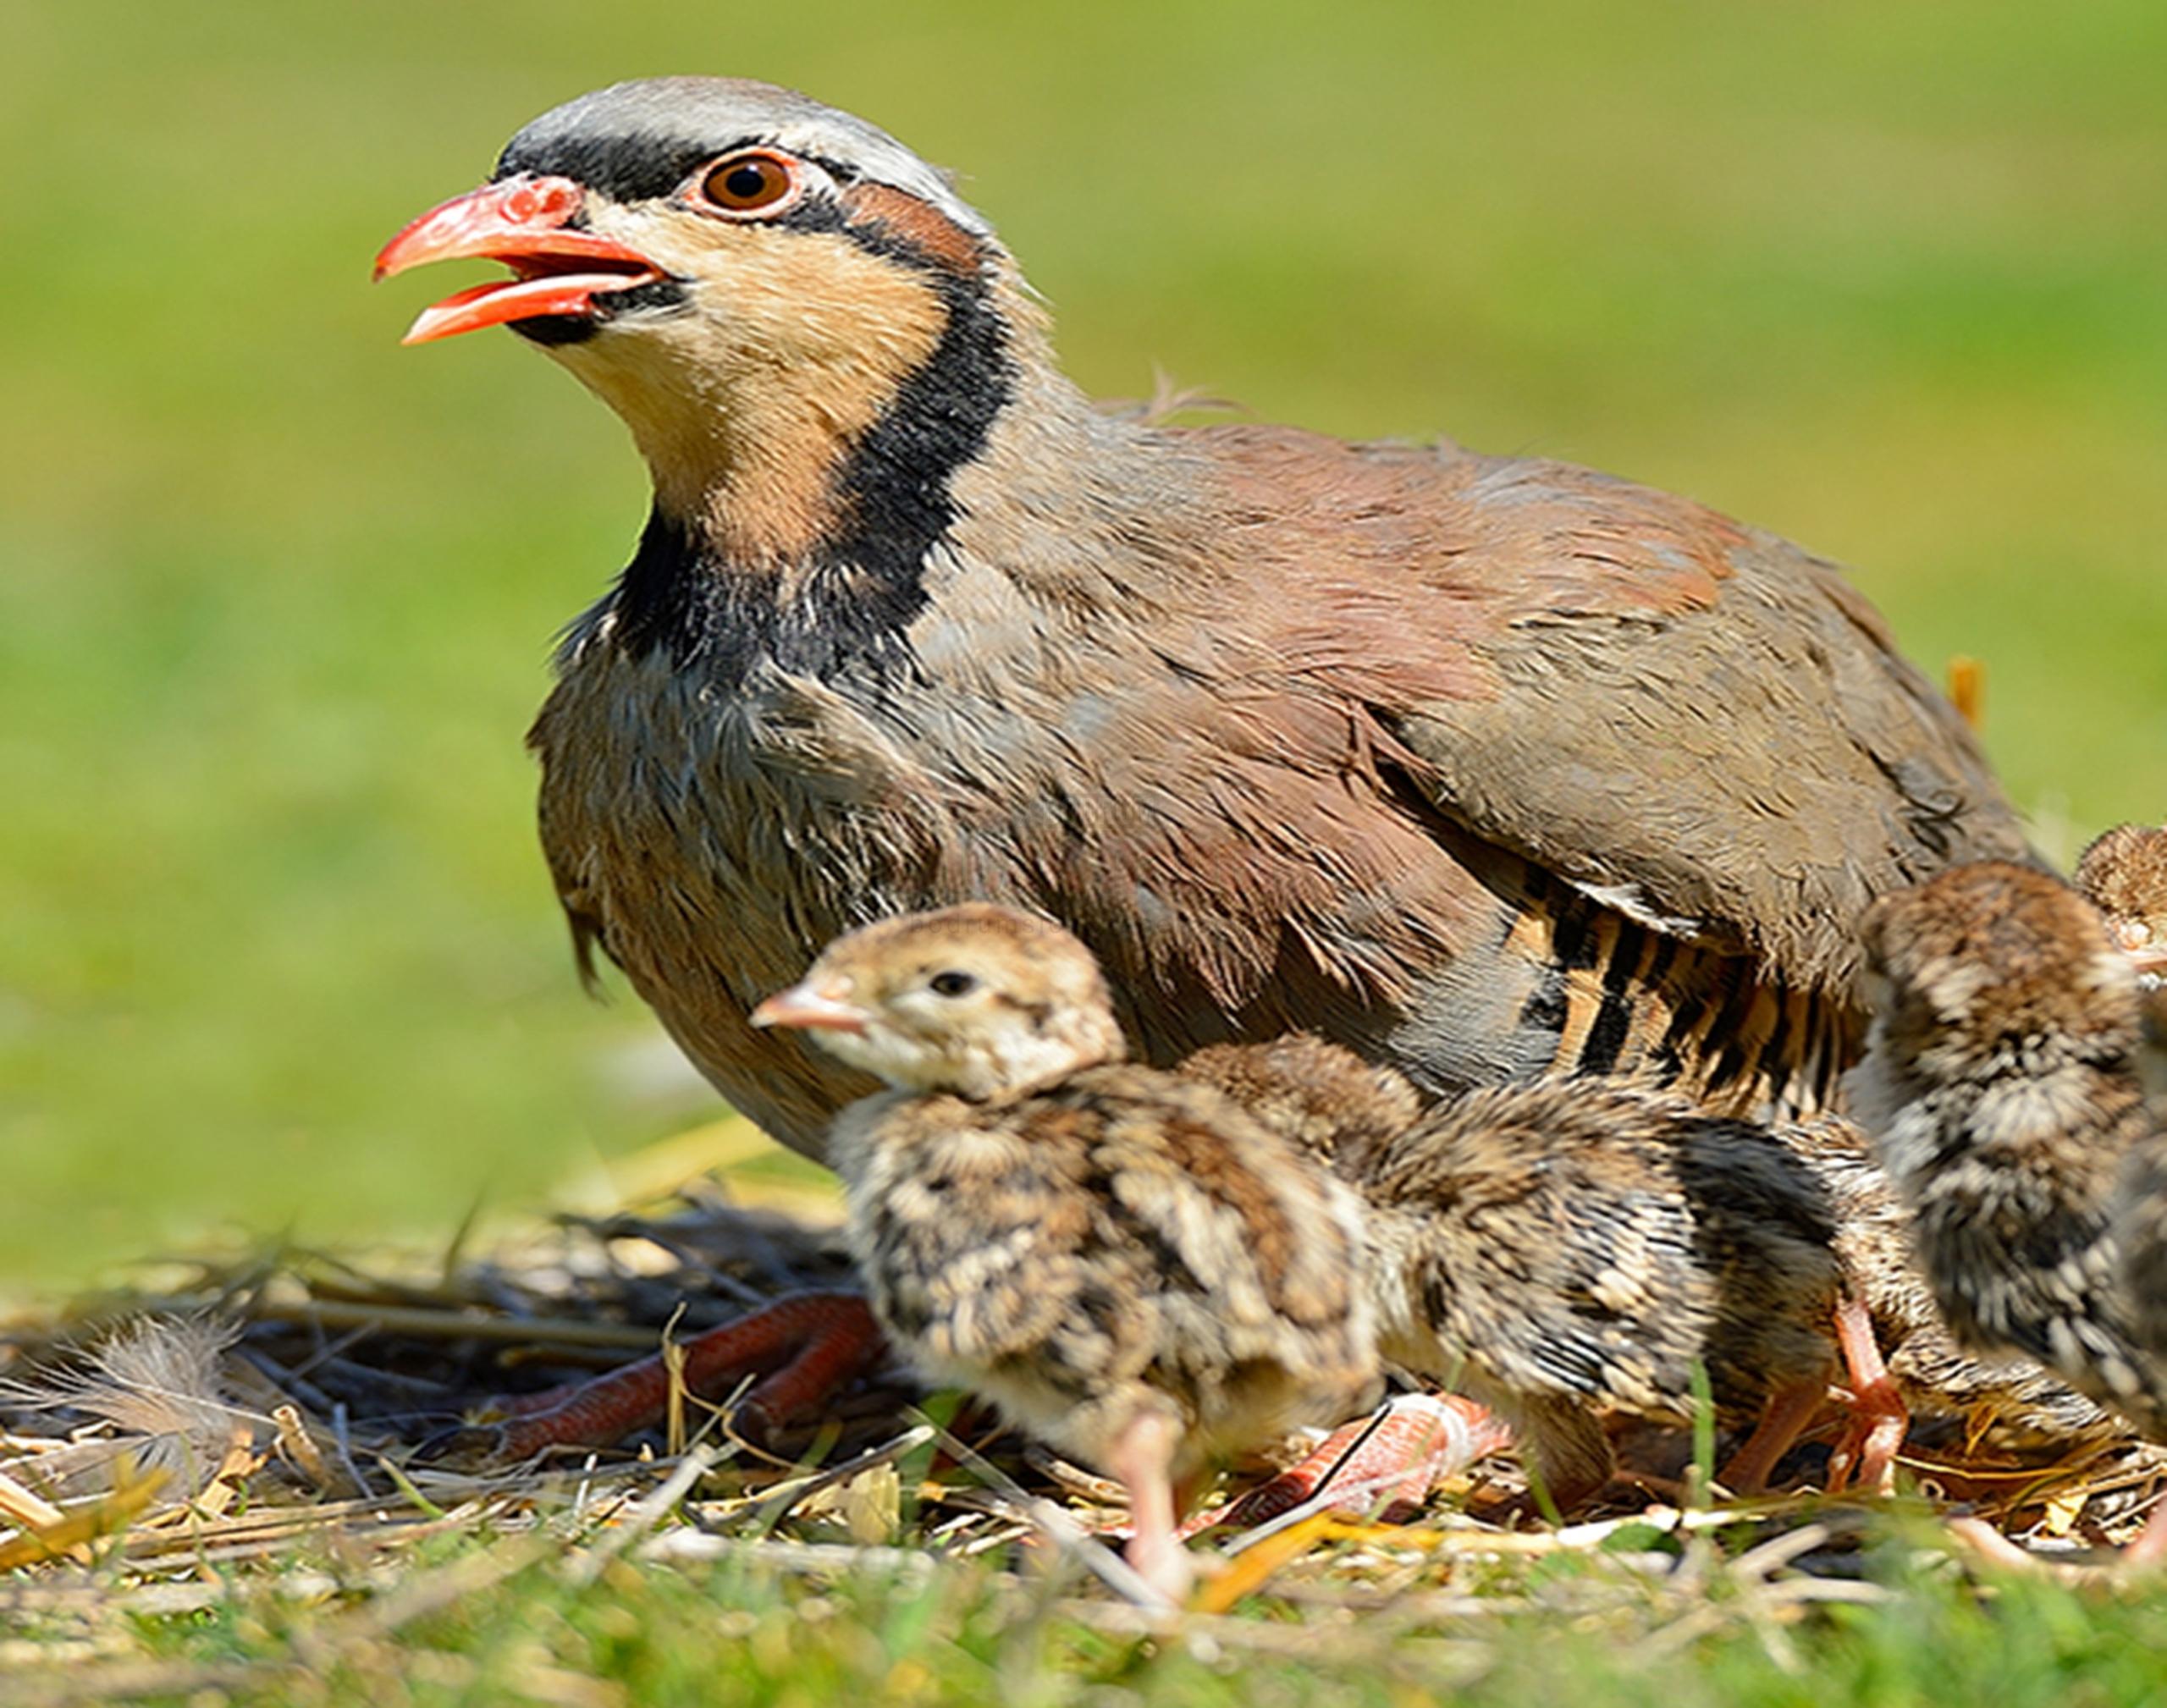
[20,1512,2167,1707]
[5,0,2166,1283]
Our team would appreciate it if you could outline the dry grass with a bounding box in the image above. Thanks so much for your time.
[3,1154,2167,1707]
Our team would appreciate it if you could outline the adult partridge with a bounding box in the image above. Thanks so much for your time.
[375,76,2031,1165]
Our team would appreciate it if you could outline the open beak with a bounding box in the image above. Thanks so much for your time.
[373,175,665,344]
[750,982,873,1035]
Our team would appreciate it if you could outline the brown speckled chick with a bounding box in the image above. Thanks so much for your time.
[2075,826,2167,1379]
[1850,862,2167,1459]
[2077,824,2167,989]
[2120,988,2167,1378]
[1180,1040,1897,1505]
[1354,1081,1898,1505]
[750,905,1378,1600]
[1779,1113,2125,1460]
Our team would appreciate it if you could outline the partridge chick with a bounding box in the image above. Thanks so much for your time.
[1185,1036,2127,1506]
[1180,1039,1898,1504]
[1851,863,2162,1425]
[2076,824,2167,987]
[2073,825,2167,1372]
[1359,1081,1906,1505]
[1853,860,2167,1562]
[751,905,1379,1599]
[1780,1113,2124,1460]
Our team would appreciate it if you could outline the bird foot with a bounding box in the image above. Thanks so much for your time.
[1187,1393,1512,1535]
[418,1291,885,1459]
[1825,1295,1908,1495]
[1718,1378,1830,1496]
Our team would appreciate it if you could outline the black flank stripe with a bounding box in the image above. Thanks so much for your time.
[1642,932,1677,991]
[1658,966,1718,1065]
[1518,967,1569,1039]
[1510,869,1565,1039]
[1707,974,1768,1094]
[1755,990,1795,1098]
[1576,923,1646,1077]
[1577,993,1634,1077]
[1551,901,1599,972]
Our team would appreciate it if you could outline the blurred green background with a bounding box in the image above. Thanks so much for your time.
[3,0,2163,1289]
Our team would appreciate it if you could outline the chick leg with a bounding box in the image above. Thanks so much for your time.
[1194,1392,1511,1533]
[1823,1294,1908,1494]
[452,1292,884,1457]
[1107,1408,1192,1603]
[1719,1378,1828,1496]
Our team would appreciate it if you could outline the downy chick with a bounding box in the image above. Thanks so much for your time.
[1181,1039,1895,1505]
[1851,862,2167,1447]
[752,905,1378,1598]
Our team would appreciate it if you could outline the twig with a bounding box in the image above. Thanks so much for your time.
[913,1413,1172,1614]
[565,1445,719,1587]
[639,1531,941,1580]
[746,1424,935,1532]
[0,1463,68,1530]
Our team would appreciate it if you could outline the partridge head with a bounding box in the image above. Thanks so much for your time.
[751,901,1123,1099]
[2076,824,2167,988]
[754,905,1379,1600]
[377,77,2031,1172]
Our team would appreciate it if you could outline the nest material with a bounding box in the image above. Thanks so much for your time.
[0,1154,2161,1597]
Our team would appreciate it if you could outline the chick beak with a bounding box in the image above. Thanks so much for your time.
[750,982,873,1035]
[372,175,664,344]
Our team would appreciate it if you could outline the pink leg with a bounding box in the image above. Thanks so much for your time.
[1720,1378,1828,1496]
[1107,1409,1191,1602]
[1189,1393,1512,1534]
[1824,1295,1908,1494]
[458,1292,885,1458]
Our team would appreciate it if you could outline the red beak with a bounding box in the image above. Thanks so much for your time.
[372,175,664,344]
[749,982,873,1035]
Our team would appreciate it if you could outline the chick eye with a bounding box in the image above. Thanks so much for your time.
[927,970,979,999]
[697,150,802,218]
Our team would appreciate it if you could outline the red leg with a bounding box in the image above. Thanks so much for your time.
[1824,1294,1908,1494]
[1188,1393,1512,1534]
[1720,1378,1828,1495]
[461,1292,884,1458]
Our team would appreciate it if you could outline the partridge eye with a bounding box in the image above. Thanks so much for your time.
[698,151,802,217]
[927,970,979,999]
